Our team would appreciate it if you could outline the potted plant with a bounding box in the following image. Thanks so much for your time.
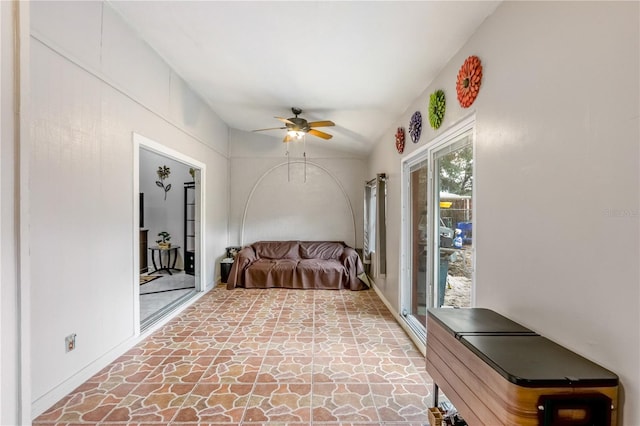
[156,231,171,249]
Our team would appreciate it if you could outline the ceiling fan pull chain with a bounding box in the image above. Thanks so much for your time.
[304,151,307,183]
[286,148,290,183]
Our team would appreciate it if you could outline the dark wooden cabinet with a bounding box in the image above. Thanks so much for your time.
[184,182,195,275]
[185,250,195,275]
[140,229,148,273]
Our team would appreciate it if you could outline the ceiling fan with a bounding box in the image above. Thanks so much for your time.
[253,107,335,142]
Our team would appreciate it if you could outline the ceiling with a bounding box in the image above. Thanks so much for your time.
[109,1,500,156]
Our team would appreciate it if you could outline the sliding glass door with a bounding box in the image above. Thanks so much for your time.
[409,161,429,336]
[401,117,475,344]
[432,135,474,310]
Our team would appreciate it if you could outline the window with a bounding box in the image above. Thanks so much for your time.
[364,182,377,254]
[364,174,387,277]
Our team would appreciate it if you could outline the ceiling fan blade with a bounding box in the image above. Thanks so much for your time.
[252,126,287,132]
[275,116,295,125]
[308,129,333,140]
[308,120,335,128]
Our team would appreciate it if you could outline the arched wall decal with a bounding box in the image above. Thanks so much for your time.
[240,160,357,246]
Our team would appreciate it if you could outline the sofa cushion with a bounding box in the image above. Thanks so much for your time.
[253,241,299,260]
[299,241,345,260]
[295,259,347,290]
[243,259,298,288]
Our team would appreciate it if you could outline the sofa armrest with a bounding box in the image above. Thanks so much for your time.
[341,247,370,290]
[237,246,257,263]
[340,246,355,263]
[226,246,256,289]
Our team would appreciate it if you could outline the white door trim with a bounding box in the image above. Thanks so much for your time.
[132,132,207,334]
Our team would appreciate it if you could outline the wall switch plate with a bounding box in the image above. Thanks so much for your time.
[65,333,76,352]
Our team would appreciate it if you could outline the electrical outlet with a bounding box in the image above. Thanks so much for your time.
[65,333,76,352]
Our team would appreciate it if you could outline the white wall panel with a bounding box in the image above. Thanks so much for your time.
[243,162,356,247]
[168,72,228,154]
[367,2,639,423]
[30,1,102,70]
[101,4,171,118]
[29,1,229,415]
[29,39,133,401]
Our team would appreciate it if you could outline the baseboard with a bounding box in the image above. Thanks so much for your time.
[31,289,209,419]
[370,282,426,356]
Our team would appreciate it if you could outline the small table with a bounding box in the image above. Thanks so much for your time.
[221,257,234,283]
[148,245,180,275]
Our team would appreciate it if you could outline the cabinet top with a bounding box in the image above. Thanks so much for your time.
[427,308,535,337]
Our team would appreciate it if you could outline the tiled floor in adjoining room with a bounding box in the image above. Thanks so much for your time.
[35,285,434,425]
[140,272,196,329]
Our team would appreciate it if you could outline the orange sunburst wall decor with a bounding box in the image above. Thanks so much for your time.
[456,55,483,108]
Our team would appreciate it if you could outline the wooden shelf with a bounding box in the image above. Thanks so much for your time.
[184,182,195,275]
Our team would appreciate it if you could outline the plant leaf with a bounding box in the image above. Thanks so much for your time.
[156,181,163,187]
[165,184,172,191]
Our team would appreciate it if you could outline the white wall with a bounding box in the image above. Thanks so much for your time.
[229,128,366,249]
[29,0,229,417]
[368,1,639,424]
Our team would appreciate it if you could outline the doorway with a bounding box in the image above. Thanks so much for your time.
[401,116,475,344]
[133,133,206,332]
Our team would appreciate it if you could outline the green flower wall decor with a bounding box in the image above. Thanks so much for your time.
[429,89,446,129]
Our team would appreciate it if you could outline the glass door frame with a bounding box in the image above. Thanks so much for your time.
[400,114,476,343]
[400,157,430,341]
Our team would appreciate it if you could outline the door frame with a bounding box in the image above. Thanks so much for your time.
[132,132,206,334]
[400,114,476,342]
[427,117,477,314]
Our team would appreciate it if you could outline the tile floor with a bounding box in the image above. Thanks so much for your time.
[140,272,196,329]
[35,285,434,426]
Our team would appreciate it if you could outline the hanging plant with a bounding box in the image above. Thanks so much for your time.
[409,111,422,143]
[429,90,446,129]
[395,127,406,154]
[456,55,483,108]
[156,165,171,200]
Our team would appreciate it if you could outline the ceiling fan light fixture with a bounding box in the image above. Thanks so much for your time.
[287,129,306,139]
[254,107,334,142]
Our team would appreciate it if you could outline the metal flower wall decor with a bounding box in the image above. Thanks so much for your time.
[409,111,422,143]
[456,55,483,108]
[156,165,171,200]
[429,90,446,129]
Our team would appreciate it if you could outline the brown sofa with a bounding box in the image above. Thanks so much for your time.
[226,241,370,291]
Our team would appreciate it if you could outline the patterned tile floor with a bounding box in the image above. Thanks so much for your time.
[35,286,434,425]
